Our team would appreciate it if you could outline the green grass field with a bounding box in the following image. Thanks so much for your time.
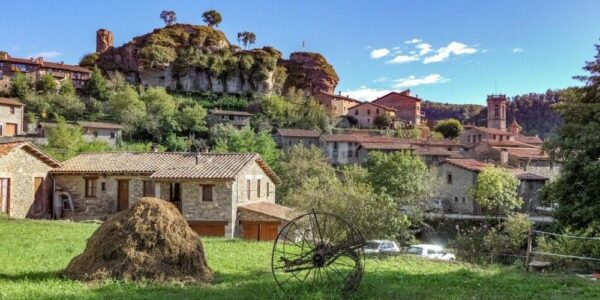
[0,215,598,300]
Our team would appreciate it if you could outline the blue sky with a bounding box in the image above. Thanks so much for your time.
[1,0,598,104]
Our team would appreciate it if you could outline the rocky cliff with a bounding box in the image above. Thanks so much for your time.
[89,24,339,95]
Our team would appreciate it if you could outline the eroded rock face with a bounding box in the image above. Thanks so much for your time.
[96,29,114,53]
[95,25,336,95]
[283,52,339,95]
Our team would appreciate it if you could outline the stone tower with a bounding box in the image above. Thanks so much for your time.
[487,94,507,130]
[96,29,114,53]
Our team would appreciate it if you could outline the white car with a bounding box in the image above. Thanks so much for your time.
[364,240,401,254]
[406,244,456,261]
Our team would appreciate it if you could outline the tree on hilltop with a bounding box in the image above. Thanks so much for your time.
[433,118,464,139]
[160,10,177,26]
[237,31,257,49]
[202,10,222,27]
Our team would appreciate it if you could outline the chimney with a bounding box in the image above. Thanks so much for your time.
[500,148,509,166]
[196,152,201,165]
[36,57,44,65]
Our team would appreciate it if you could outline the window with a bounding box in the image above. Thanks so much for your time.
[454,196,458,203]
[85,178,97,197]
[201,185,213,202]
[110,132,116,139]
[499,135,503,141]
[100,182,106,191]
[93,131,98,137]
[10,106,15,114]
[229,115,234,121]
[266,182,270,196]
[169,183,181,202]
[376,108,379,114]
[221,115,225,120]
[246,179,251,200]
[333,142,338,149]
[354,109,358,115]
[348,150,353,157]
[492,134,496,140]
[447,173,452,184]
[367,109,371,115]
[427,249,436,255]
[462,197,466,203]
[257,179,261,198]
[143,181,155,197]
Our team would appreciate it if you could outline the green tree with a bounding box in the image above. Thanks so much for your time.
[45,117,84,161]
[140,87,178,142]
[160,10,177,26]
[36,74,58,94]
[46,94,85,120]
[84,68,109,101]
[211,124,280,168]
[108,85,146,136]
[202,10,222,27]
[59,78,76,95]
[542,44,600,230]
[395,128,421,139]
[373,113,394,129]
[237,31,257,49]
[365,151,430,207]
[179,104,207,139]
[469,167,523,214]
[433,118,464,139]
[10,72,32,100]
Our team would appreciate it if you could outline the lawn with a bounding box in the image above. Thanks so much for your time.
[0,216,598,299]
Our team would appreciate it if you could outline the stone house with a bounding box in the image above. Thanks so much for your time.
[274,128,321,151]
[37,121,123,147]
[371,90,424,125]
[314,91,362,117]
[437,159,548,215]
[0,52,91,93]
[0,141,61,218]
[347,102,397,128]
[207,109,252,129]
[320,134,399,165]
[51,152,290,240]
[0,97,24,137]
[459,126,515,145]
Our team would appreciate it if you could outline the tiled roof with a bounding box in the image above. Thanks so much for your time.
[410,139,464,147]
[0,55,90,73]
[321,134,398,143]
[0,97,24,107]
[209,109,252,116]
[276,128,321,138]
[470,127,515,136]
[415,147,460,157]
[359,142,414,150]
[486,140,539,148]
[443,159,491,172]
[0,141,61,167]
[77,121,123,130]
[314,91,362,103]
[238,201,295,221]
[504,148,549,160]
[372,90,422,103]
[52,152,280,184]
[514,134,543,145]
[516,172,548,181]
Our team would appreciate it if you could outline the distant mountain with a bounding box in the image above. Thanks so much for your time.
[423,89,563,138]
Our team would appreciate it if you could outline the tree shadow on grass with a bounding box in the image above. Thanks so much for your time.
[0,271,59,282]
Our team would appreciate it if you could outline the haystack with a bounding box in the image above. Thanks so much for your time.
[63,197,213,283]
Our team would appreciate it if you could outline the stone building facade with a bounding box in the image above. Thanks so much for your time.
[207,109,252,129]
[371,90,424,125]
[274,128,321,151]
[0,98,24,137]
[347,102,397,128]
[37,121,123,147]
[314,91,361,117]
[0,142,61,218]
[51,152,288,240]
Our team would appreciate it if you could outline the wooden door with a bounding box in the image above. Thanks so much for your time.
[0,178,9,214]
[117,180,129,211]
[188,221,226,237]
[242,222,259,240]
[33,177,44,214]
[242,221,280,241]
[259,223,280,241]
[5,123,17,136]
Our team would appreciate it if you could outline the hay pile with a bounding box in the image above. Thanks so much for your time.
[64,197,213,283]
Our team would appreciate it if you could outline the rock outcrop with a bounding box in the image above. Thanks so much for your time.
[92,24,338,95]
[96,29,114,53]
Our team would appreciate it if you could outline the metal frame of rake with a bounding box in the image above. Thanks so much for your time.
[271,211,366,297]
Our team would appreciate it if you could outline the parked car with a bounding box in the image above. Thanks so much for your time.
[364,240,401,254]
[405,244,456,261]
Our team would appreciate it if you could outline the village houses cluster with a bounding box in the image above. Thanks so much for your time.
[0,51,558,241]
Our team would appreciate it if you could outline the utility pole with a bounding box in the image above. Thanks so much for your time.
[525,229,532,272]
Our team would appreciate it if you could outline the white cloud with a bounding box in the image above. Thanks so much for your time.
[393,74,449,88]
[373,77,388,83]
[370,48,390,59]
[387,54,419,64]
[343,86,392,102]
[423,42,477,64]
[392,46,401,50]
[415,43,432,55]
[511,47,523,53]
[404,38,423,44]
[365,45,372,49]
[28,51,61,59]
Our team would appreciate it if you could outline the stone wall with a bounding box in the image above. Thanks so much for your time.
[0,104,24,136]
[437,164,478,214]
[0,148,53,218]
[82,128,122,147]
[323,141,360,165]
[179,180,234,236]
[277,136,320,152]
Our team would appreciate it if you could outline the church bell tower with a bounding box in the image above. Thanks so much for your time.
[487,94,507,130]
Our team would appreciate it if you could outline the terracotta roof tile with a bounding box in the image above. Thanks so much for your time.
[485,140,539,148]
[514,134,543,145]
[321,134,398,143]
[314,91,362,103]
[0,56,90,73]
[0,97,24,107]
[77,121,123,130]
[443,158,492,172]
[238,201,295,221]
[358,142,414,150]
[504,148,549,160]
[348,101,395,112]
[0,141,61,167]
[276,128,321,138]
[471,127,515,136]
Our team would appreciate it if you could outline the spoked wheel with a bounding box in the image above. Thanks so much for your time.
[271,212,366,296]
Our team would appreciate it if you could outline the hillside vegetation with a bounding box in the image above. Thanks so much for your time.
[0,216,598,299]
